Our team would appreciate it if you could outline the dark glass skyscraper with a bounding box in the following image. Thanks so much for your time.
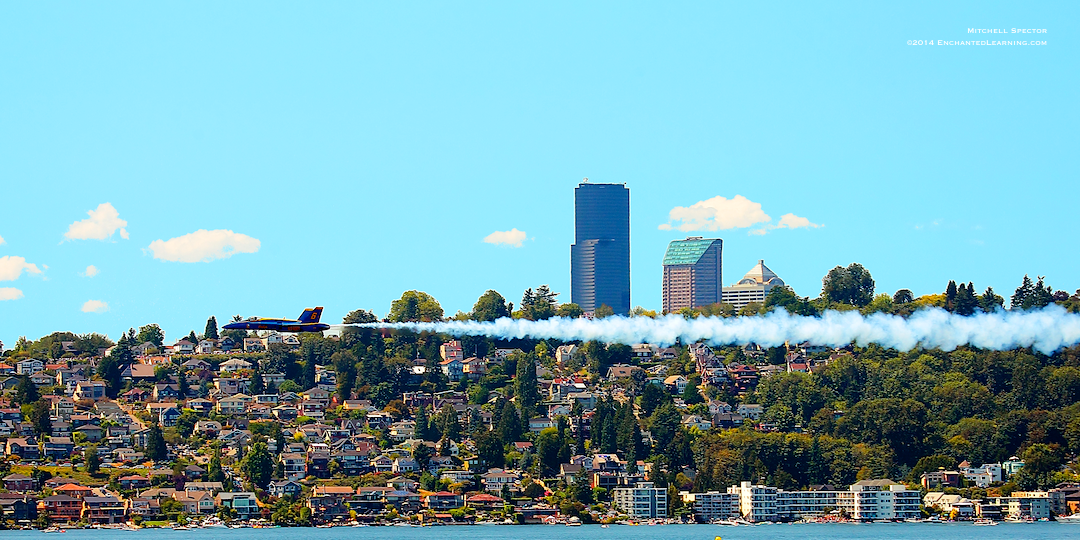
[571,181,630,315]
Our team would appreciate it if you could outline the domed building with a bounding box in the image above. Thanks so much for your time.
[721,260,785,309]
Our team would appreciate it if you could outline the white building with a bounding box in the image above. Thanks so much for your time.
[683,491,739,521]
[612,482,668,519]
[721,260,786,309]
[987,491,1051,519]
[960,462,1004,487]
[727,479,920,522]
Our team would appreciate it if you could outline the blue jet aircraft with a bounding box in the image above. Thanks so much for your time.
[222,307,330,333]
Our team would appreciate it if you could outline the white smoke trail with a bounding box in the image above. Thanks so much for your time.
[342,305,1080,354]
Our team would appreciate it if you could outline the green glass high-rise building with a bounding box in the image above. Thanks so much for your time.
[571,181,630,315]
[661,237,723,313]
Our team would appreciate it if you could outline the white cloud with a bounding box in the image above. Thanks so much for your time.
[0,256,43,281]
[775,213,822,230]
[81,299,109,313]
[659,195,771,231]
[0,288,23,301]
[0,234,5,246]
[64,202,129,241]
[660,195,823,236]
[148,229,261,263]
[83,265,99,277]
[749,213,824,235]
[483,228,527,248]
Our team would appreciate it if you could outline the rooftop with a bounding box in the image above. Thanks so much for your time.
[662,237,721,266]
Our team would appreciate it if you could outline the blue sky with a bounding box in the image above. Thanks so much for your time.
[1,2,1075,347]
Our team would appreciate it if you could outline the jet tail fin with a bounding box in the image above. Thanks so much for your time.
[298,307,324,323]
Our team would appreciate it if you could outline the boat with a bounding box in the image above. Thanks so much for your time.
[1057,514,1080,522]
[973,518,996,526]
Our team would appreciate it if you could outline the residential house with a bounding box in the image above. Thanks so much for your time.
[268,480,302,499]
[6,438,39,460]
[73,381,106,401]
[82,496,127,524]
[41,495,82,522]
[216,492,259,519]
[174,490,216,514]
[42,437,75,459]
[481,469,520,493]
[424,491,465,510]
[2,474,35,492]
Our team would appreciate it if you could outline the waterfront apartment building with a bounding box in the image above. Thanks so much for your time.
[725,480,921,522]
[683,491,740,521]
[571,181,630,315]
[612,482,667,519]
[721,260,786,309]
[661,237,723,313]
[986,491,1051,519]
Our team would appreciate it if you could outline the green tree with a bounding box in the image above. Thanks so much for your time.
[412,442,433,472]
[954,282,978,316]
[821,263,875,307]
[14,375,38,405]
[476,430,505,468]
[514,353,540,414]
[389,290,444,322]
[84,444,101,474]
[136,324,165,348]
[332,350,357,401]
[556,303,584,318]
[498,401,522,443]
[248,361,265,396]
[639,383,669,417]
[945,280,958,311]
[204,316,219,340]
[682,376,704,405]
[893,289,914,304]
[472,290,511,321]
[517,285,559,320]
[593,304,615,318]
[240,442,274,489]
[145,424,168,461]
[207,449,225,483]
[979,287,1005,312]
[30,399,51,436]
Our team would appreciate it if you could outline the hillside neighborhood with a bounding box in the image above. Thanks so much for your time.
[3,296,1080,529]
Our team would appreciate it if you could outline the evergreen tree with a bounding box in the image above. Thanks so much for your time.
[1012,275,1036,310]
[145,424,168,461]
[980,286,1005,312]
[953,282,978,316]
[415,405,433,441]
[84,444,100,474]
[30,399,51,436]
[498,401,522,443]
[186,330,199,344]
[207,449,225,483]
[302,356,317,390]
[240,442,274,489]
[177,369,190,399]
[945,280,958,311]
[204,316,219,340]
[437,403,461,442]
[514,352,540,415]
[331,350,356,401]
[14,375,38,405]
[248,361,265,396]
[682,377,704,404]
[639,383,667,417]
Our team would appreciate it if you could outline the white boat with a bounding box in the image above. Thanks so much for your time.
[1058,514,1080,522]
[973,518,996,526]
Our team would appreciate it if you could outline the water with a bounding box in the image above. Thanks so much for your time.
[7,523,1080,540]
